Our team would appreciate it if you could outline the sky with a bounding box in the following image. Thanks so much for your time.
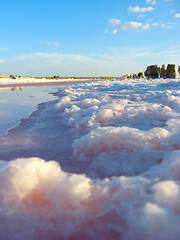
[0,0,180,77]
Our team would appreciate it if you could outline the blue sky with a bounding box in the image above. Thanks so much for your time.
[0,0,180,76]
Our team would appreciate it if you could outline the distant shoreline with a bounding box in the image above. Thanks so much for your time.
[0,79,103,88]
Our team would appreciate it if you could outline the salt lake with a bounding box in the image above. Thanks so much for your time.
[0,85,60,135]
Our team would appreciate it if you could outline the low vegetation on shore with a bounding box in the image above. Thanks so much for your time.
[0,75,119,80]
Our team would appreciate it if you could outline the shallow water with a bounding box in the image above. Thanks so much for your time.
[0,86,59,136]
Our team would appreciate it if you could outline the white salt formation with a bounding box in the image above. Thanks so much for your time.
[1,77,180,239]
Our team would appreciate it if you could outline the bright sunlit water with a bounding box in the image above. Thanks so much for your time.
[0,86,59,136]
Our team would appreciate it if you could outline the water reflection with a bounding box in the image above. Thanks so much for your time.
[0,87,23,92]
[0,86,58,136]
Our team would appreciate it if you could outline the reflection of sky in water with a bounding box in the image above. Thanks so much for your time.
[0,86,58,135]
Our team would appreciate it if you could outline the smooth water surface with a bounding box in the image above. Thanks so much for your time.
[0,86,59,136]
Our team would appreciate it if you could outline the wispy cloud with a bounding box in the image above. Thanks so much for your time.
[127,6,154,13]
[113,29,118,34]
[53,42,60,47]
[14,52,90,63]
[107,47,154,59]
[141,21,175,30]
[159,21,177,28]
[139,14,146,18]
[4,51,141,76]
[146,0,156,5]
[104,29,108,34]
[168,45,180,50]
[2,44,180,77]
[175,13,180,18]
[152,22,159,26]
[142,23,151,30]
[0,48,8,50]
[0,59,4,63]
[109,19,120,27]
[44,42,60,47]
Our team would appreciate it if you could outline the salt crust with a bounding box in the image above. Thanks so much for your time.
[1,78,180,239]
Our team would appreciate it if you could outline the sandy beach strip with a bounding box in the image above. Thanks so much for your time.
[0,78,103,88]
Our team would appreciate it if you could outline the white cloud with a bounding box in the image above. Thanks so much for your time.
[139,14,146,18]
[120,21,142,30]
[152,23,159,26]
[146,0,156,5]
[104,29,108,33]
[113,29,118,34]
[109,19,142,31]
[175,13,180,18]
[142,23,151,30]
[0,59,4,63]
[127,6,154,13]
[161,23,167,28]
[109,19,121,27]
[45,42,60,47]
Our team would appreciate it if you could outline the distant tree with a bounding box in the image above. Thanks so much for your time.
[166,64,176,78]
[10,75,15,79]
[160,65,166,78]
[138,72,144,78]
[145,65,159,78]
[178,66,180,74]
